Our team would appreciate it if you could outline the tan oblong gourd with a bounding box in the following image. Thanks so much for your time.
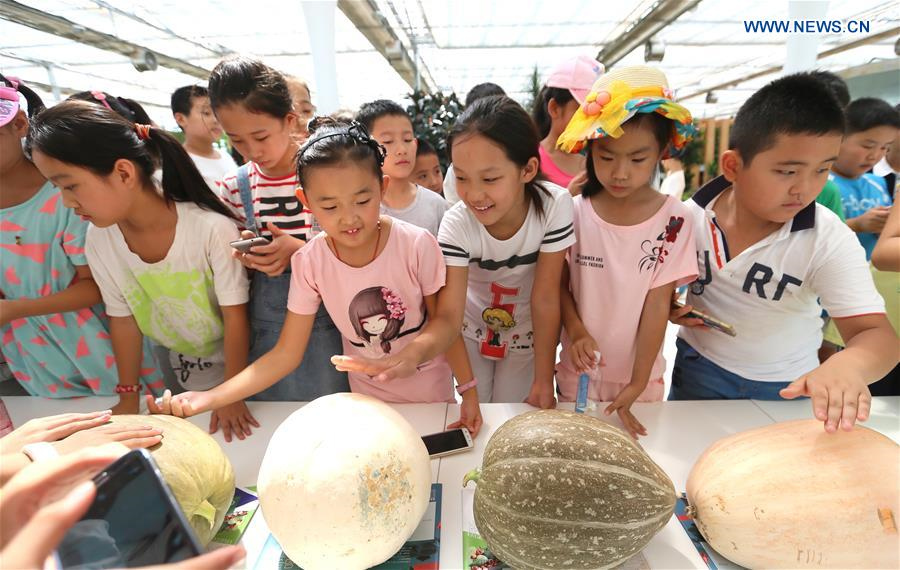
[686,419,899,569]
[465,409,676,570]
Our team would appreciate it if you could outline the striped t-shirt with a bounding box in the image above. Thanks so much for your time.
[215,162,317,241]
[437,183,575,358]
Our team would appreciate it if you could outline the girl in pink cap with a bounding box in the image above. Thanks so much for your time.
[532,55,603,191]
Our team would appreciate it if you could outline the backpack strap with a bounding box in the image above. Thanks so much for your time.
[236,163,257,234]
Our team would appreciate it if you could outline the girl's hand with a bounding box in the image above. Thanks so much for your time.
[524,381,557,410]
[0,410,113,455]
[146,389,212,419]
[566,170,588,197]
[447,391,483,438]
[780,368,871,433]
[240,223,304,277]
[668,290,705,328]
[53,424,163,455]
[604,383,648,439]
[209,401,260,443]
[331,353,420,383]
[568,334,600,373]
[111,395,140,415]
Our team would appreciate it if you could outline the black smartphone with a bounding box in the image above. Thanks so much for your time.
[421,428,474,458]
[54,449,203,569]
[673,300,737,337]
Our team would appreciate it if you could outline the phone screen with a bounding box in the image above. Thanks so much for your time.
[421,429,470,456]
[55,450,201,569]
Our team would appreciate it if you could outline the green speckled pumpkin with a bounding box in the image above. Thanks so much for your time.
[464,410,675,569]
[109,415,235,545]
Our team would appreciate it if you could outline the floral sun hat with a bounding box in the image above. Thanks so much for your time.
[556,65,696,158]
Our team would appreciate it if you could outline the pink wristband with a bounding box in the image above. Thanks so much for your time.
[456,377,478,395]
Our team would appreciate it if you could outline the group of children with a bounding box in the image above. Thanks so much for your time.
[1,55,897,441]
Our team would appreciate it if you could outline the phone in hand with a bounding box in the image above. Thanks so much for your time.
[54,449,203,569]
[421,428,474,458]
[229,235,270,253]
[673,300,736,337]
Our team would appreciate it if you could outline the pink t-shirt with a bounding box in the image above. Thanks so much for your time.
[287,218,453,403]
[539,144,575,188]
[557,194,698,402]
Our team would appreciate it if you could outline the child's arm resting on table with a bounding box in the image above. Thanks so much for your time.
[208,303,259,442]
[148,310,316,418]
[525,249,567,410]
[560,264,599,372]
[109,315,145,415]
[780,313,897,433]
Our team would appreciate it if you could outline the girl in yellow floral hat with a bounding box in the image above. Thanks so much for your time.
[555,66,698,438]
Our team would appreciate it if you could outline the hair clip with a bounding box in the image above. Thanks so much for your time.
[91,91,114,111]
[299,120,387,166]
[133,123,151,141]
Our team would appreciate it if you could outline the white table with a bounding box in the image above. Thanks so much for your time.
[4,397,897,569]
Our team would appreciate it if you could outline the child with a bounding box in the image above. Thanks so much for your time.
[829,97,900,259]
[68,91,154,125]
[357,100,448,236]
[170,85,236,192]
[29,100,258,442]
[437,95,575,406]
[669,73,897,433]
[208,57,348,401]
[533,55,603,190]
[0,75,162,399]
[554,66,699,438]
[149,119,483,436]
[412,138,444,195]
[285,75,315,144]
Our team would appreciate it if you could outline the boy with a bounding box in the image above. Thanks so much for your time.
[670,73,897,433]
[412,138,444,195]
[171,85,236,191]
[356,100,448,236]
[829,98,900,259]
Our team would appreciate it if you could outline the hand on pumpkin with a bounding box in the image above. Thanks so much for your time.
[779,370,871,433]
[53,424,163,455]
[524,381,556,410]
[209,401,260,443]
[447,390,483,438]
[0,410,114,455]
[0,444,126,563]
[605,383,648,439]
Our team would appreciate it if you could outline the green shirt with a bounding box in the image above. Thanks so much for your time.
[816,179,846,221]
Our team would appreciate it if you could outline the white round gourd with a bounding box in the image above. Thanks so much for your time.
[257,393,431,570]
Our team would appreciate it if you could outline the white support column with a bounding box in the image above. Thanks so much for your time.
[302,0,339,114]
[784,0,830,75]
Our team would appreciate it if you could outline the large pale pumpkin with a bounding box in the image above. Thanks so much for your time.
[464,409,676,570]
[257,393,431,570]
[108,415,235,545]
[686,419,899,569]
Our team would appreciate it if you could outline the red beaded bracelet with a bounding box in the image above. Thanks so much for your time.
[114,385,141,394]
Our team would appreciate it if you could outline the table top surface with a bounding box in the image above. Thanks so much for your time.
[5,396,898,569]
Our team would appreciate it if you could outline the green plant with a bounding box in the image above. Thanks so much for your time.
[679,122,704,195]
[406,90,464,171]
[522,65,542,115]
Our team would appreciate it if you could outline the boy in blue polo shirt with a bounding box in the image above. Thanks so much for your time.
[670,73,897,434]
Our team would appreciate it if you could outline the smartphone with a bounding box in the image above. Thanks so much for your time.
[421,428,474,458]
[673,300,737,337]
[229,235,270,253]
[54,449,203,569]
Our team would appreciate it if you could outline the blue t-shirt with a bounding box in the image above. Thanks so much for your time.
[829,172,890,259]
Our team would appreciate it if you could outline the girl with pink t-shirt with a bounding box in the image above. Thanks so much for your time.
[150,118,483,436]
[555,66,699,438]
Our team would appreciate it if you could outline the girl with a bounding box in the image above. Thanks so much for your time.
[28,100,257,442]
[533,56,603,192]
[68,90,154,125]
[0,76,161,399]
[208,57,349,401]
[555,66,699,438]
[150,119,483,436]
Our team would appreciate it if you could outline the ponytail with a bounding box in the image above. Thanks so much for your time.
[0,74,45,118]
[29,100,236,221]
[531,86,574,140]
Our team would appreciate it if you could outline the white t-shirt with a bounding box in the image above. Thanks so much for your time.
[438,183,575,359]
[680,176,885,382]
[873,156,899,177]
[659,169,685,201]
[442,164,461,206]
[188,150,237,193]
[85,202,250,359]
[381,185,449,236]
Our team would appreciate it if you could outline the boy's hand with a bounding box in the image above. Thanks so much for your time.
[524,381,556,410]
[146,389,212,419]
[209,401,260,442]
[447,390,483,438]
[780,370,871,433]
[236,223,304,276]
[852,207,891,234]
[604,383,648,439]
[669,291,705,328]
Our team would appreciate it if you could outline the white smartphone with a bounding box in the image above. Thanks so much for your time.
[229,236,270,253]
[421,428,473,458]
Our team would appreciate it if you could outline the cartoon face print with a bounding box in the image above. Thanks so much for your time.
[360,314,388,336]
[348,286,407,354]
